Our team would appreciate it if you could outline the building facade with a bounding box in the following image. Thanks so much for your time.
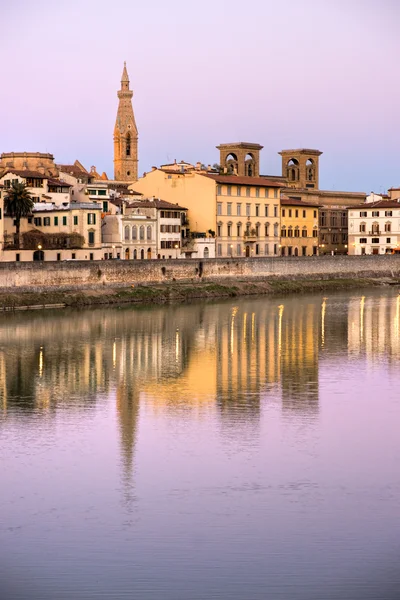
[280,197,319,256]
[348,200,400,255]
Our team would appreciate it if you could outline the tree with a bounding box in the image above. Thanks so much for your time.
[4,182,34,246]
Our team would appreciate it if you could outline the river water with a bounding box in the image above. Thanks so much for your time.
[1,290,400,600]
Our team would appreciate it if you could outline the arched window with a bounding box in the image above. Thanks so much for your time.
[140,248,144,260]
[288,226,293,238]
[274,223,279,237]
[126,132,131,157]
[147,225,152,240]
[132,225,137,240]
[139,226,145,240]
[385,222,391,233]
[147,248,152,259]
[125,248,130,260]
[204,246,209,258]
[265,223,269,237]
[133,249,137,259]
[124,225,130,241]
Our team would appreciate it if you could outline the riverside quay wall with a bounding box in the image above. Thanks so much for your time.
[0,256,399,292]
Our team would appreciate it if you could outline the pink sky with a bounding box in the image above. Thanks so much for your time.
[1,0,399,192]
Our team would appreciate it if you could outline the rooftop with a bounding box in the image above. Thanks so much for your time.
[127,198,187,210]
[352,199,400,210]
[1,169,46,179]
[204,174,282,187]
[281,196,322,208]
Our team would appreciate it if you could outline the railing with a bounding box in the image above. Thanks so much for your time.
[369,230,381,235]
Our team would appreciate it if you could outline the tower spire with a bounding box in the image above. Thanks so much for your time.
[114,62,138,182]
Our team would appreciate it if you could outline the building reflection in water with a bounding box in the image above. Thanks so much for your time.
[1,291,399,484]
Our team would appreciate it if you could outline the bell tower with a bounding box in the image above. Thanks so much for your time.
[114,62,138,182]
[217,142,263,177]
[279,149,322,189]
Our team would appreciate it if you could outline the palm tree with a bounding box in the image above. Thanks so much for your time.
[4,182,34,247]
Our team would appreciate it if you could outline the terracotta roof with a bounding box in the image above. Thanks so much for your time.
[127,199,187,210]
[58,164,91,177]
[47,178,72,187]
[281,196,322,208]
[1,169,45,178]
[204,174,282,187]
[352,200,400,209]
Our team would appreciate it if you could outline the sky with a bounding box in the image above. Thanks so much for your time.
[1,0,399,192]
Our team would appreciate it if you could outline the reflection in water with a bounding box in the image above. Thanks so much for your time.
[1,291,400,599]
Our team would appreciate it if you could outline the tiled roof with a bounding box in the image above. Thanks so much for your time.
[47,178,72,187]
[127,199,187,210]
[58,164,91,177]
[353,200,400,209]
[281,196,322,207]
[1,169,45,178]
[204,174,282,187]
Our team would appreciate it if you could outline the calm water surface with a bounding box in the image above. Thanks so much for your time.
[1,290,400,599]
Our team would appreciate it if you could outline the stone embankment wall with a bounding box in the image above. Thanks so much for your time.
[0,256,399,292]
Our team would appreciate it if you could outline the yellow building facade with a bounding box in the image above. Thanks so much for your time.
[280,197,319,256]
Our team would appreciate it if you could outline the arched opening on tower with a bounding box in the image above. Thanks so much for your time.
[287,158,299,182]
[306,158,315,181]
[245,153,255,177]
[225,153,238,175]
[126,132,131,157]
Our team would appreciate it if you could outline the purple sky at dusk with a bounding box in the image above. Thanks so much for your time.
[1,0,399,192]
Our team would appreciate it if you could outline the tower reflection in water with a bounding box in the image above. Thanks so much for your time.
[1,292,399,481]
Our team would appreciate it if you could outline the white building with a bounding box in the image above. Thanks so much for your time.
[348,200,400,255]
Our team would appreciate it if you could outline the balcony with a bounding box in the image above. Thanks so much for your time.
[369,230,381,236]
[243,229,258,242]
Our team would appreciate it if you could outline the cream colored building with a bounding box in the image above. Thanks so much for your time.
[132,143,283,258]
[280,197,319,256]
[102,203,157,260]
[348,199,400,255]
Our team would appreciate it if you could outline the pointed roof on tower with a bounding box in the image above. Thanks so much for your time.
[121,61,129,84]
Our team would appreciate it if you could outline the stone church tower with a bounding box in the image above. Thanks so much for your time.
[114,62,138,182]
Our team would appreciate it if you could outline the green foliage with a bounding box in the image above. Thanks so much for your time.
[21,230,85,250]
[4,182,34,236]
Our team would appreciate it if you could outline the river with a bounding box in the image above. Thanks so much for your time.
[1,290,400,600]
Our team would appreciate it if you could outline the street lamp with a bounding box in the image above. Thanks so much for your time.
[175,243,179,259]
[230,244,233,257]
[37,244,42,251]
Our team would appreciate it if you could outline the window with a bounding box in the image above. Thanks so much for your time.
[303,210,306,218]
[274,206,278,218]
[359,223,366,233]
[385,211,392,217]
[98,189,106,196]
[227,203,232,216]
[217,244,222,256]
[274,223,279,237]
[274,243,278,255]
[246,204,251,216]
[237,186,241,196]
[72,253,76,259]
[281,227,287,238]
[63,216,67,226]
[294,227,300,238]
[90,253,94,261]
[385,222,391,232]
[302,228,307,237]
[288,209,292,218]
[359,238,367,244]
[265,205,269,217]
[34,217,42,226]
[217,203,222,216]
[294,209,298,218]
[237,244,241,256]
[255,188,260,198]
[103,201,109,212]
[87,213,96,225]
[288,227,293,237]
[43,217,50,226]
[237,203,241,216]
[217,224,222,237]
[265,189,269,198]
[282,209,286,217]
[246,187,251,197]
[372,238,379,244]
[372,211,379,217]
[313,228,318,238]
[274,189,278,198]
[237,223,241,237]
[265,223,269,237]
[227,185,232,196]
[320,212,327,227]
[332,233,339,243]
[255,224,260,236]
[126,132,131,156]
[302,247,307,256]
[124,225,130,240]
[360,211,367,217]
[88,231,95,245]
[387,237,391,244]
[227,224,232,237]
[147,226,152,240]
[140,226,144,240]
[132,225,137,240]
[255,243,259,255]
[313,210,317,218]
[217,185,222,195]
[74,215,78,225]
[255,205,260,217]
[16,253,20,262]
[89,189,96,195]
[57,253,61,261]
[54,216,58,226]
